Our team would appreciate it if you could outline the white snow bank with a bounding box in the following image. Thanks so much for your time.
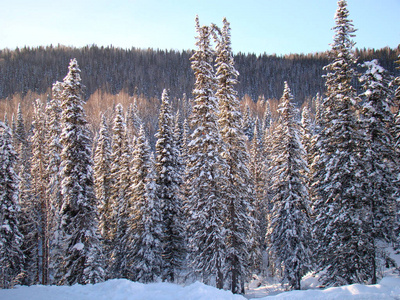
[255,277,400,300]
[0,279,245,300]
[0,277,399,300]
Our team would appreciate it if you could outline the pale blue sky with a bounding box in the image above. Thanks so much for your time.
[1,0,399,55]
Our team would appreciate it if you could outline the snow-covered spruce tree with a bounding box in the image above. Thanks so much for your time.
[155,89,185,282]
[19,100,47,286]
[262,122,275,254]
[30,99,50,284]
[128,125,163,283]
[14,103,34,286]
[0,121,24,289]
[46,82,63,213]
[16,161,31,286]
[267,82,311,290]
[213,18,256,294]
[248,121,266,275]
[180,117,190,234]
[17,163,35,286]
[45,81,63,284]
[56,58,104,285]
[111,128,133,279]
[185,16,227,290]
[359,59,397,283]
[14,103,32,225]
[172,111,187,246]
[107,103,131,278]
[310,0,372,286]
[93,114,113,272]
[108,104,132,278]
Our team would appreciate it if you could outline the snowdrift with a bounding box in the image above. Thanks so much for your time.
[0,280,244,300]
[256,277,400,299]
[0,277,399,300]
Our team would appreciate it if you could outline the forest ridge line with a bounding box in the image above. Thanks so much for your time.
[0,44,399,103]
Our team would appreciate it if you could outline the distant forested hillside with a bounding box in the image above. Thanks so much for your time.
[1,45,399,103]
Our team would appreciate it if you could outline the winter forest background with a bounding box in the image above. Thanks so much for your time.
[1,0,400,295]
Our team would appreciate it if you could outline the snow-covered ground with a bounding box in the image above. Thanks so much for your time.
[0,280,244,300]
[248,277,400,299]
[0,276,399,300]
[1,247,399,300]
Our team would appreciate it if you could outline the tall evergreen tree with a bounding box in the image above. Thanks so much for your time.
[172,112,186,249]
[16,161,31,286]
[185,17,227,289]
[180,117,190,237]
[267,82,311,290]
[111,128,133,279]
[0,121,24,289]
[155,89,184,282]
[45,82,63,284]
[310,0,372,286]
[14,103,34,286]
[30,99,50,284]
[18,167,36,286]
[262,122,275,225]
[214,18,255,293]
[248,121,266,275]
[13,103,32,232]
[128,125,163,283]
[107,103,131,278]
[56,58,104,285]
[93,114,113,271]
[359,59,398,283]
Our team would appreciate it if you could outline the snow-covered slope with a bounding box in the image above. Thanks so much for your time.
[0,277,399,300]
[254,277,400,300]
[0,280,244,300]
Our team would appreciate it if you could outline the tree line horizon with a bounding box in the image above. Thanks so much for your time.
[0,41,399,103]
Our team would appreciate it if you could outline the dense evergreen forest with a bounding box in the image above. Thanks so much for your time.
[0,43,399,103]
[1,0,400,296]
